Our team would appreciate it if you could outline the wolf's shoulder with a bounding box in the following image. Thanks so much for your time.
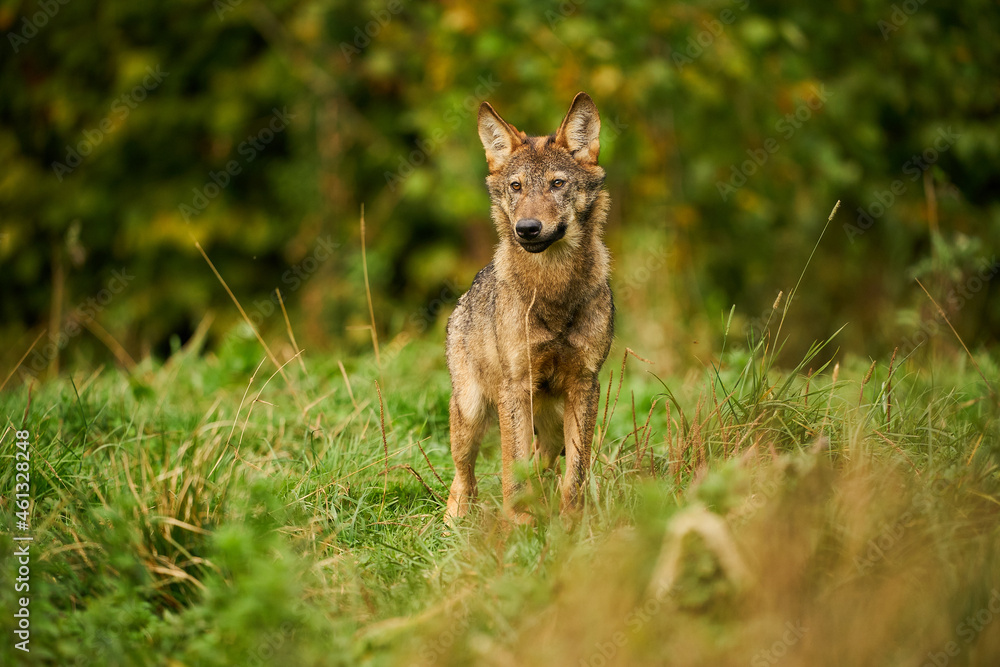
[469,262,497,292]
[449,261,497,324]
[457,261,497,305]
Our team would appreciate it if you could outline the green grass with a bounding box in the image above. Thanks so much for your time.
[2,322,1000,666]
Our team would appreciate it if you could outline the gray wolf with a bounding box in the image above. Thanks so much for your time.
[445,92,614,523]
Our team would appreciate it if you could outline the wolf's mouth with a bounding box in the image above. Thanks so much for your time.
[517,225,566,253]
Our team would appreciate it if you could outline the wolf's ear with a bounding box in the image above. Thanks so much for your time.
[555,92,601,165]
[478,102,522,171]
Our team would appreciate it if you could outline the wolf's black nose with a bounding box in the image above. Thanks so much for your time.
[515,218,542,240]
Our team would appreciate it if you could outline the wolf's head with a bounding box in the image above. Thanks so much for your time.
[478,92,607,255]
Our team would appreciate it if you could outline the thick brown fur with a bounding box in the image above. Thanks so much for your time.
[445,92,614,523]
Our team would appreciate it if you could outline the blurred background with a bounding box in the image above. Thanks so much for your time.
[2,0,998,382]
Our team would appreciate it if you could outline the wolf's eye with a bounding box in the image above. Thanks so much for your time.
[552,179,565,188]
[510,181,521,191]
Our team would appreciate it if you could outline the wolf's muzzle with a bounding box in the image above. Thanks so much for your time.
[515,221,566,253]
[515,218,542,240]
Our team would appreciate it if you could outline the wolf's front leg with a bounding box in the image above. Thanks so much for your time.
[497,385,535,524]
[561,373,600,513]
[446,392,489,521]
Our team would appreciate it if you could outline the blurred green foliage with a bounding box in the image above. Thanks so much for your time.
[1,0,998,375]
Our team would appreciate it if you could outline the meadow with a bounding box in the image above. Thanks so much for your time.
[3,261,999,666]
[3,1,1000,664]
